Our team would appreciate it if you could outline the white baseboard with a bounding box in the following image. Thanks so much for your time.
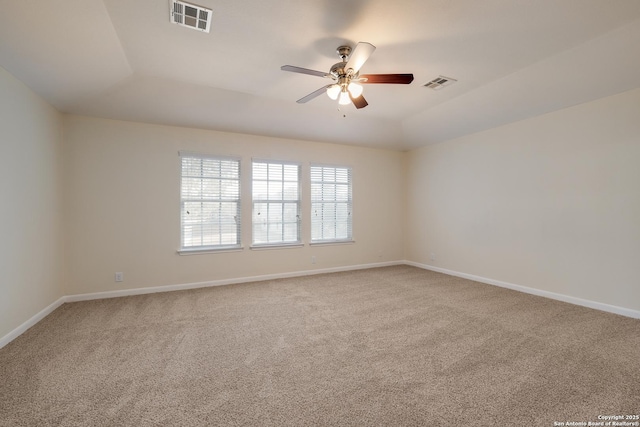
[3,259,638,349]
[65,261,403,302]
[2,261,401,348]
[404,260,640,319]
[0,296,67,350]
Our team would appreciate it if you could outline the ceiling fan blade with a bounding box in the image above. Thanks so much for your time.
[281,65,331,78]
[345,42,376,74]
[297,85,331,103]
[349,92,368,109]
[359,74,414,84]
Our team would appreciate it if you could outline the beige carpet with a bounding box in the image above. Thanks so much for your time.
[1,265,639,426]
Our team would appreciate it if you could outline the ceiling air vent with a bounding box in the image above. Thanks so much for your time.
[423,75,457,90]
[170,0,212,33]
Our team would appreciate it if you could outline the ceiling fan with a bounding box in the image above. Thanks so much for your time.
[281,42,414,109]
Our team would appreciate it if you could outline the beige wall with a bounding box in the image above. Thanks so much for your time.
[3,64,639,342]
[63,116,406,295]
[406,88,640,312]
[0,66,65,339]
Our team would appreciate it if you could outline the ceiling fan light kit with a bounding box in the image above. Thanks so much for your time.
[281,42,414,110]
[338,89,351,105]
[326,84,341,100]
[346,82,363,98]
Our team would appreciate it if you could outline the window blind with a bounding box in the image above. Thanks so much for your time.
[311,165,352,243]
[252,160,301,246]
[180,153,241,250]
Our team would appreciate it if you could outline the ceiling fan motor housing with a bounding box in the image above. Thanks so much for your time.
[330,62,358,80]
[336,45,352,60]
[331,45,359,81]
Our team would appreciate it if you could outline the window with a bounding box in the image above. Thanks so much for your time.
[311,165,352,243]
[180,153,241,251]
[252,160,301,246]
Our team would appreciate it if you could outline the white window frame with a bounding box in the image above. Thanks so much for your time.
[310,164,353,244]
[251,159,302,248]
[178,152,242,254]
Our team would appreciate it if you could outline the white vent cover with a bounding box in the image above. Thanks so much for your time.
[170,0,212,33]
[423,76,457,90]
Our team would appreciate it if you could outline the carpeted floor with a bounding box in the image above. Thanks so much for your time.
[1,265,639,426]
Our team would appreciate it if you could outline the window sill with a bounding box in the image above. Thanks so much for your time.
[309,240,355,247]
[250,243,304,251]
[177,246,244,255]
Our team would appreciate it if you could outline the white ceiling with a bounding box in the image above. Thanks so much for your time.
[1,0,639,150]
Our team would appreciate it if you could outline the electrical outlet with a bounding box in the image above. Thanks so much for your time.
[115,272,124,282]
[429,252,436,262]
[311,256,316,264]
